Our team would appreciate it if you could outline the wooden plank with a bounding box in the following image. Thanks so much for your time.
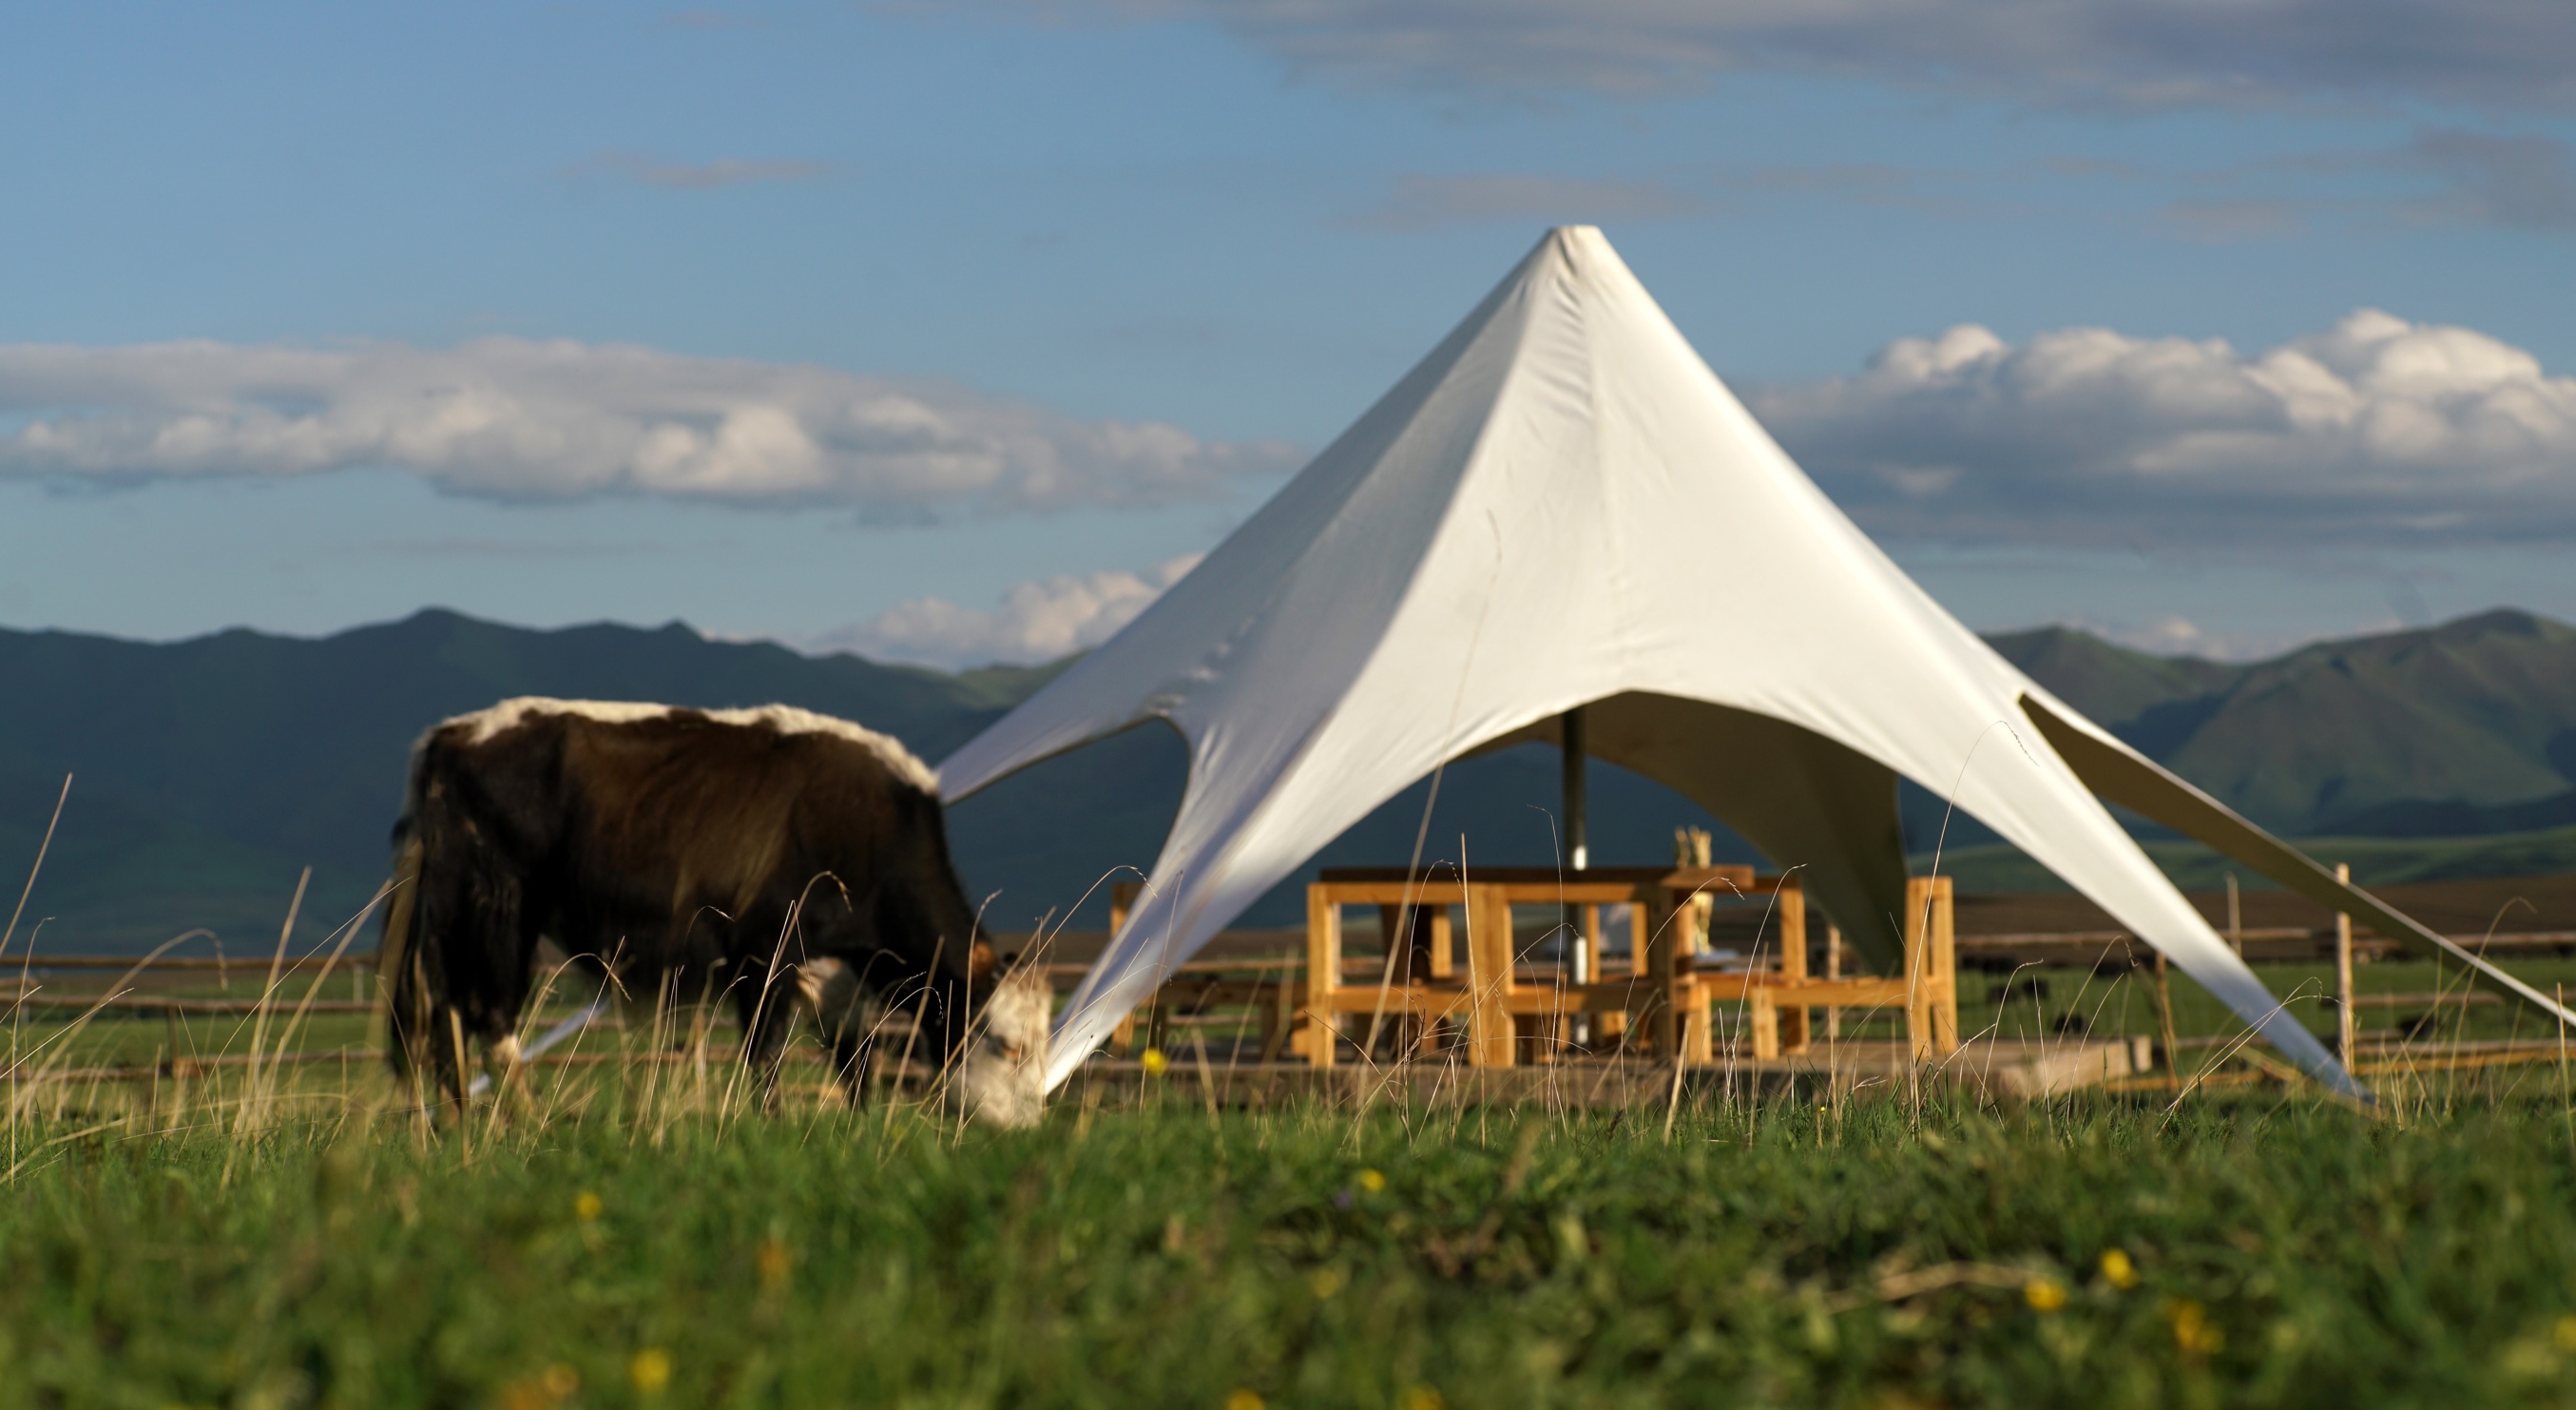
[1314,879,1662,905]
[1311,881,1470,905]
[1687,975,1915,1009]
[1320,986,1477,1016]
[1321,864,1750,886]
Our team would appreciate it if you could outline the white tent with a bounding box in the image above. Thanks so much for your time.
[941,225,2569,1098]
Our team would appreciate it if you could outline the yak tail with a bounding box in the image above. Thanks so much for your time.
[377,834,434,1083]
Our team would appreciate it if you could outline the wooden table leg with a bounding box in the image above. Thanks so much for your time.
[1777,879,1810,1055]
[1305,885,1340,1070]
[1646,893,1681,1060]
[1903,877,1960,1060]
[1749,988,1779,1061]
[1466,885,1515,1068]
[1683,978,1714,1064]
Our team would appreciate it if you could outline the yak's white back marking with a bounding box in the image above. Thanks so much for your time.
[428,697,938,792]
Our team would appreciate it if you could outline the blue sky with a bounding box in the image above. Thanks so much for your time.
[5,1,2573,664]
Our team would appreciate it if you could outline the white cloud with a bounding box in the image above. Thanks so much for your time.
[1027,0,2576,109]
[2075,614,2350,663]
[807,554,1205,668]
[1750,310,2576,546]
[0,339,1300,516]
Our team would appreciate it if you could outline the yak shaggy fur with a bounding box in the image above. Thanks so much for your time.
[378,698,1045,1125]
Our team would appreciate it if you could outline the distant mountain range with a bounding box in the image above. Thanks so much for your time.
[1987,608,2576,837]
[2,607,2570,952]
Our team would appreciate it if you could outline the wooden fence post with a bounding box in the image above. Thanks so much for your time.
[1466,885,1516,1068]
[2335,862,2356,1068]
[1824,924,1842,1040]
[1109,881,1141,1056]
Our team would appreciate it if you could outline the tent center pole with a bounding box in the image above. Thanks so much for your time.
[1564,706,1589,1006]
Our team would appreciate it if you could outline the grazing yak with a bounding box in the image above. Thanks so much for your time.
[377,698,1048,1126]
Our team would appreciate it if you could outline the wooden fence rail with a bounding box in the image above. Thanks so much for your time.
[4,995,377,1015]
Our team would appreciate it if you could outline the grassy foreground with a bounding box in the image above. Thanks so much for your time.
[5,1089,2576,1409]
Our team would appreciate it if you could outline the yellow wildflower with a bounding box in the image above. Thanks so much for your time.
[2024,1278,2067,1313]
[2100,1248,2138,1289]
[1225,1392,1264,1410]
[1400,1387,1446,1410]
[630,1348,673,1397]
[1356,1169,1386,1193]
[573,1190,603,1222]
[2164,1299,2223,1356]
[1141,1048,1169,1075]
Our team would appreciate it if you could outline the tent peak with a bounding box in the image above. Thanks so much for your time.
[1532,223,1613,265]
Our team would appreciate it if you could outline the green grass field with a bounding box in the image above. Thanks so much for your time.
[8,947,2576,1409]
[8,1074,2576,1407]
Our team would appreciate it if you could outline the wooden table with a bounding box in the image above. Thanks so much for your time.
[1298,867,1957,1069]
[1100,868,1958,1070]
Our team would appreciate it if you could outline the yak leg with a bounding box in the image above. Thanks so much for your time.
[833,1022,881,1108]
[443,1008,471,1111]
[736,942,822,1109]
[737,979,799,1111]
[789,956,878,1106]
[412,813,542,1120]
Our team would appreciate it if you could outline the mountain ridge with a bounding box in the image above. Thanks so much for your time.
[1985,608,2576,835]
[3,605,2571,950]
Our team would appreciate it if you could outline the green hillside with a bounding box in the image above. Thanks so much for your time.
[0,610,1043,951]
[1987,609,2576,836]
[3,606,2574,952]
[0,610,1738,951]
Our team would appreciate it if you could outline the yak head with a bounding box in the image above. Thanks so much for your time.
[953,958,1050,1129]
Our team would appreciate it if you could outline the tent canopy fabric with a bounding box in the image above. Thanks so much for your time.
[940,226,2468,1099]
